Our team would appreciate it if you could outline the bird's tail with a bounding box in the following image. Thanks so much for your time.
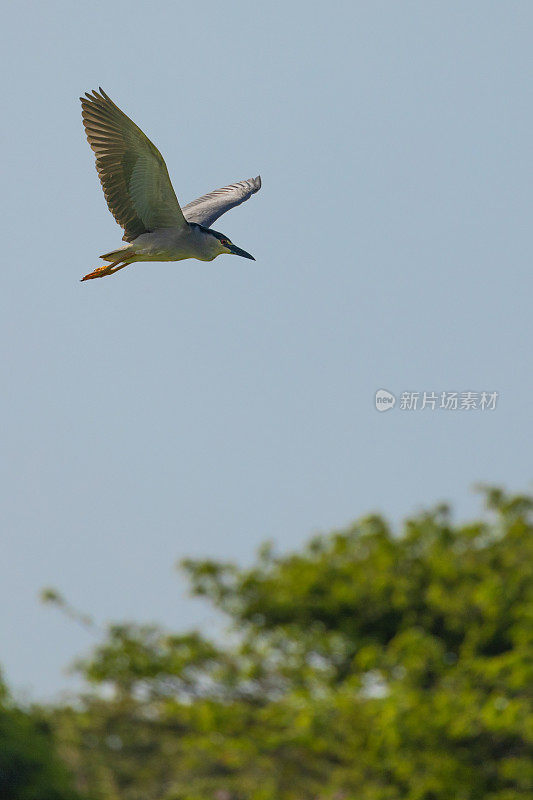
[99,244,136,262]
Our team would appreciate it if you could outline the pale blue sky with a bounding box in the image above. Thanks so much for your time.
[1,1,532,699]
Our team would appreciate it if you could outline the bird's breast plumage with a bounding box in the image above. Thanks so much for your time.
[129,226,221,262]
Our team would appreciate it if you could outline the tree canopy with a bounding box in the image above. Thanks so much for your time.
[7,487,533,799]
[0,674,82,800]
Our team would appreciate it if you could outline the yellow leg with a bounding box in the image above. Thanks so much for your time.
[81,260,131,281]
[108,261,130,275]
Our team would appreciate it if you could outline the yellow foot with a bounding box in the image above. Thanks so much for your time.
[81,265,111,281]
[81,260,130,281]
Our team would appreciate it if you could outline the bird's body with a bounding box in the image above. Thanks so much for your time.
[100,224,233,264]
[80,89,261,280]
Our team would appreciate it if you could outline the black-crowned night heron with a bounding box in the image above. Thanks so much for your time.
[80,88,261,281]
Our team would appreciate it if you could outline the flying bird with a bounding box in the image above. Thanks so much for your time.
[80,88,261,281]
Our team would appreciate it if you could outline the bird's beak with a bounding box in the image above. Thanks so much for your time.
[228,244,255,260]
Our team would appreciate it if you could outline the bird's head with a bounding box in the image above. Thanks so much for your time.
[194,224,255,261]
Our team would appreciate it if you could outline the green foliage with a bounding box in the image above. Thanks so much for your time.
[45,488,533,799]
[0,673,82,800]
[77,626,223,696]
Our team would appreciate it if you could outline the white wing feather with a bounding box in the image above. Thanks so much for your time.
[182,176,262,228]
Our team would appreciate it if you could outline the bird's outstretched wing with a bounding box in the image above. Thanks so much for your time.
[81,88,187,242]
[182,176,262,228]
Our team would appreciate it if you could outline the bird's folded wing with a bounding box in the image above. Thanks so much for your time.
[182,176,262,228]
[81,88,187,242]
